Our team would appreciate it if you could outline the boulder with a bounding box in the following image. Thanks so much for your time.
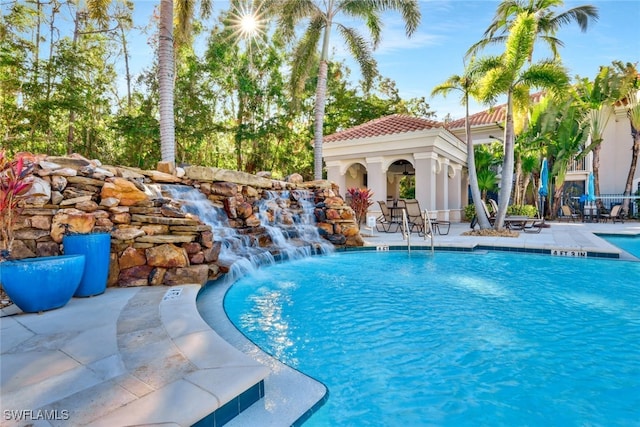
[24,176,51,207]
[286,173,303,184]
[185,166,273,189]
[163,265,209,286]
[119,247,147,269]
[101,178,149,206]
[111,227,145,241]
[51,208,96,242]
[145,243,189,268]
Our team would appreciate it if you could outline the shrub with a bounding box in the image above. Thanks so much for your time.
[1,151,36,259]
[346,187,374,225]
[507,204,538,217]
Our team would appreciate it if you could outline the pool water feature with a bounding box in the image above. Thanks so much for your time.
[600,234,640,259]
[162,185,333,283]
[218,251,640,425]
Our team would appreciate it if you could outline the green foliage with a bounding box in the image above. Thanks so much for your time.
[399,176,415,199]
[506,204,538,217]
[463,204,477,222]
[346,187,374,225]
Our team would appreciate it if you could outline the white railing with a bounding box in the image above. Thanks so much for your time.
[401,208,411,253]
[422,209,435,255]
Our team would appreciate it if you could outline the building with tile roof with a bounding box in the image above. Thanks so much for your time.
[323,114,468,222]
[323,92,639,221]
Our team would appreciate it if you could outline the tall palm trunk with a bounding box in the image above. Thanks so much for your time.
[66,8,81,155]
[591,137,603,209]
[159,0,176,166]
[495,90,515,229]
[313,25,332,180]
[513,155,523,205]
[622,129,640,215]
[466,94,491,229]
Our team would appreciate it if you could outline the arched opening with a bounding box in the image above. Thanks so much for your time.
[388,160,415,200]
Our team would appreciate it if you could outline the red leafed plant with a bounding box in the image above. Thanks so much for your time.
[346,187,374,226]
[1,150,36,259]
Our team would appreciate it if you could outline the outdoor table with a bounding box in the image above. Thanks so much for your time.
[388,206,406,225]
[583,206,599,223]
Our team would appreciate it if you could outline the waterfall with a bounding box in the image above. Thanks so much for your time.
[162,185,333,283]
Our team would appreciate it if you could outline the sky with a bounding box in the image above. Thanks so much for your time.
[126,0,640,121]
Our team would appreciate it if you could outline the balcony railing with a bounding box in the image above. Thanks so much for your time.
[567,157,587,172]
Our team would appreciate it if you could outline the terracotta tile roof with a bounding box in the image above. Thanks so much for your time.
[324,114,442,143]
[446,92,545,130]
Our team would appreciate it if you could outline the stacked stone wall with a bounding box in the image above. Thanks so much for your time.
[10,155,362,288]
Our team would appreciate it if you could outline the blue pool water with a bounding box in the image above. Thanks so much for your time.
[222,251,640,426]
[600,234,640,259]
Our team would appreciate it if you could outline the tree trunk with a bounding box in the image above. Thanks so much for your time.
[159,0,176,166]
[552,178,564,220]
[622,130,640,215]
[118,21,132,109]
[466,94,491,229]
[494,90,515,229]
[591,138,604,210]
[513,155,523,205]
[313,24,332,180]
[66,8,81,155]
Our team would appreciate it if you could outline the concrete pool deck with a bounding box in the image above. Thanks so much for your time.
[1,220,639,426]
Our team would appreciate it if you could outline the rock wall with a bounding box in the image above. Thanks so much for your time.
[10,155,363,288]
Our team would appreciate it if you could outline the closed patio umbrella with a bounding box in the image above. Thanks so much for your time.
[538,158,548,219]
[587,172,596,203]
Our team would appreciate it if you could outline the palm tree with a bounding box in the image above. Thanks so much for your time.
[475,12,569,229]
[274,0,421,180]
[475,143,502,201]
[623,86,640,216]
[158,0,213,167]
[432,60,492,229]
[573,64,629,210]
[543,97,589,216]
[466,0,598,61]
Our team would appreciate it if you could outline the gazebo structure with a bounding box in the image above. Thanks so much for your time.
[323,115,468,222]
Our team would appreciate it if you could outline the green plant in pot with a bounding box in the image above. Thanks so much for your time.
[0,150,84,313]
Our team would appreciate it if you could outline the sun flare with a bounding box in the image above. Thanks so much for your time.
[228,0,266,44]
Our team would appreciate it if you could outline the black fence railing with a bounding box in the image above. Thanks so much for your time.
[571,194,640,218]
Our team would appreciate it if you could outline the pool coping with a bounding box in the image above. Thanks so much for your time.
[2,222,638,427]
[1,285,270,427]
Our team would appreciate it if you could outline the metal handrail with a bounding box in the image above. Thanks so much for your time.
[422,209,435,255]
[401,208,411,253]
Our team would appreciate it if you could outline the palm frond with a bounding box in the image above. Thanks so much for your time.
[174,0,196,47]
[552,6,599,32]
[289,18,324,101]
[275,0,321,41]
[503,12,536,71]
[86,0,111,26]
[337,24,377,88]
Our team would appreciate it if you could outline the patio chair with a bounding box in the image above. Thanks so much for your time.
[404,199,450,235]
[376,201,400,233]
[403,199,425,234]
[560,205,580,222]
[600,204,624,223]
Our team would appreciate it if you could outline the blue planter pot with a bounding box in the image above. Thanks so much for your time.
[0,255,85,313]
[63,233,111,297]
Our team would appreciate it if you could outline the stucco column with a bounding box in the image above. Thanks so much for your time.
[414,152,437,211]
[325,161,345,197]
[448,164,463,221]
[436,158,449,219]
[365,156,388,206]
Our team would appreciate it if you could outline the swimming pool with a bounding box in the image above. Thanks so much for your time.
[219,251,640,425]
[599,234,640,259]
